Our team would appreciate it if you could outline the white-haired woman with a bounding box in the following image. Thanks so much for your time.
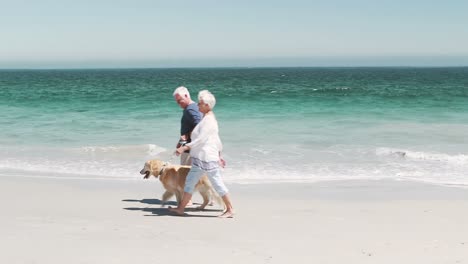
[169,90,234,218]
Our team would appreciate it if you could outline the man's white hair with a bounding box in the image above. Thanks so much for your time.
[198,90,216,109]
[173,86,191,99]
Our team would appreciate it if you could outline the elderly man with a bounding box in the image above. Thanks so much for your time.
[173,86,203,165]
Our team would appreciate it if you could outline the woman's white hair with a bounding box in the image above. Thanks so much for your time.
[173,86,191,99]
[198,90,216,109]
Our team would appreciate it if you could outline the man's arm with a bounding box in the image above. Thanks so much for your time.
[187,108,203,127]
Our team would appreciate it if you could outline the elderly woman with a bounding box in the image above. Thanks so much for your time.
[169,90,234,218]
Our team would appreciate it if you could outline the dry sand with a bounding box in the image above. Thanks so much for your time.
[1,176,468,264]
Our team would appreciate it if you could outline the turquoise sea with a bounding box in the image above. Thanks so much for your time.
[1,68,467,186]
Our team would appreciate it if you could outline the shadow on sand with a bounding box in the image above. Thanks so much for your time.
[122,198,223,217]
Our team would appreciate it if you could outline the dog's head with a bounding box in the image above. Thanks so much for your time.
[140,159,167,179]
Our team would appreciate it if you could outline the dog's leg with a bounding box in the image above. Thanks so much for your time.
[196,190,210,210]
[161,191,174,207]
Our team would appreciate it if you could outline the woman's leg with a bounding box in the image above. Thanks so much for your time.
[169,192,192,215]
[219,193,234,218]
[168,165,204,215]
[206,169,234,217]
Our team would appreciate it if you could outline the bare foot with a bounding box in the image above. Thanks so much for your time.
[187,199,193,206]
[168,206,185,216]
[218,210,235,218]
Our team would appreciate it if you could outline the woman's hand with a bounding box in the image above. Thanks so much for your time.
[219,157,226,168]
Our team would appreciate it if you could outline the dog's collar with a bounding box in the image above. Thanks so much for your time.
[158,162,169,176]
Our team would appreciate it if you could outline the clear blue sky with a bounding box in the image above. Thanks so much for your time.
[1,0,468,68]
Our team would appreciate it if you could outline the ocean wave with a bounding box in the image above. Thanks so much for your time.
[0,158,139,179]
[0,143,176,180]
[77,144,167,156]
[376,147,468,165]
[2,144,468,188]
[2,157,468,188]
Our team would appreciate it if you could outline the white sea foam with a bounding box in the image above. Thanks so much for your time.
[0,158,137,179]
[77,144,166,156]
[1,143,468,188]
[376,147,468,165]
[0,144,170,180]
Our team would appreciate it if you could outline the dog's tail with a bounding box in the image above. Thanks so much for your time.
[211,189,224,209]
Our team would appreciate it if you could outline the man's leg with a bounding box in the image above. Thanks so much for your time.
[180,152,192,165]
[179,153,193,205]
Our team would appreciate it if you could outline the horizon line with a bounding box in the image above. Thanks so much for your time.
[1,65,468,71]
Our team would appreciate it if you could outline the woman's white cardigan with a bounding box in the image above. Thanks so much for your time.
[186,113,222,162]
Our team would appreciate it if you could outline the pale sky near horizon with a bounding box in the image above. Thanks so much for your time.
[1,0,468,68]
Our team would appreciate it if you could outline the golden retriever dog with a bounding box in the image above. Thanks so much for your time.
[140,159,221,209]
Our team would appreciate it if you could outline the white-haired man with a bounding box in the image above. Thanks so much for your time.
[173,86,203,165]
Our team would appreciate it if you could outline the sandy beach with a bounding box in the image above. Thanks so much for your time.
[1,176,467,264]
